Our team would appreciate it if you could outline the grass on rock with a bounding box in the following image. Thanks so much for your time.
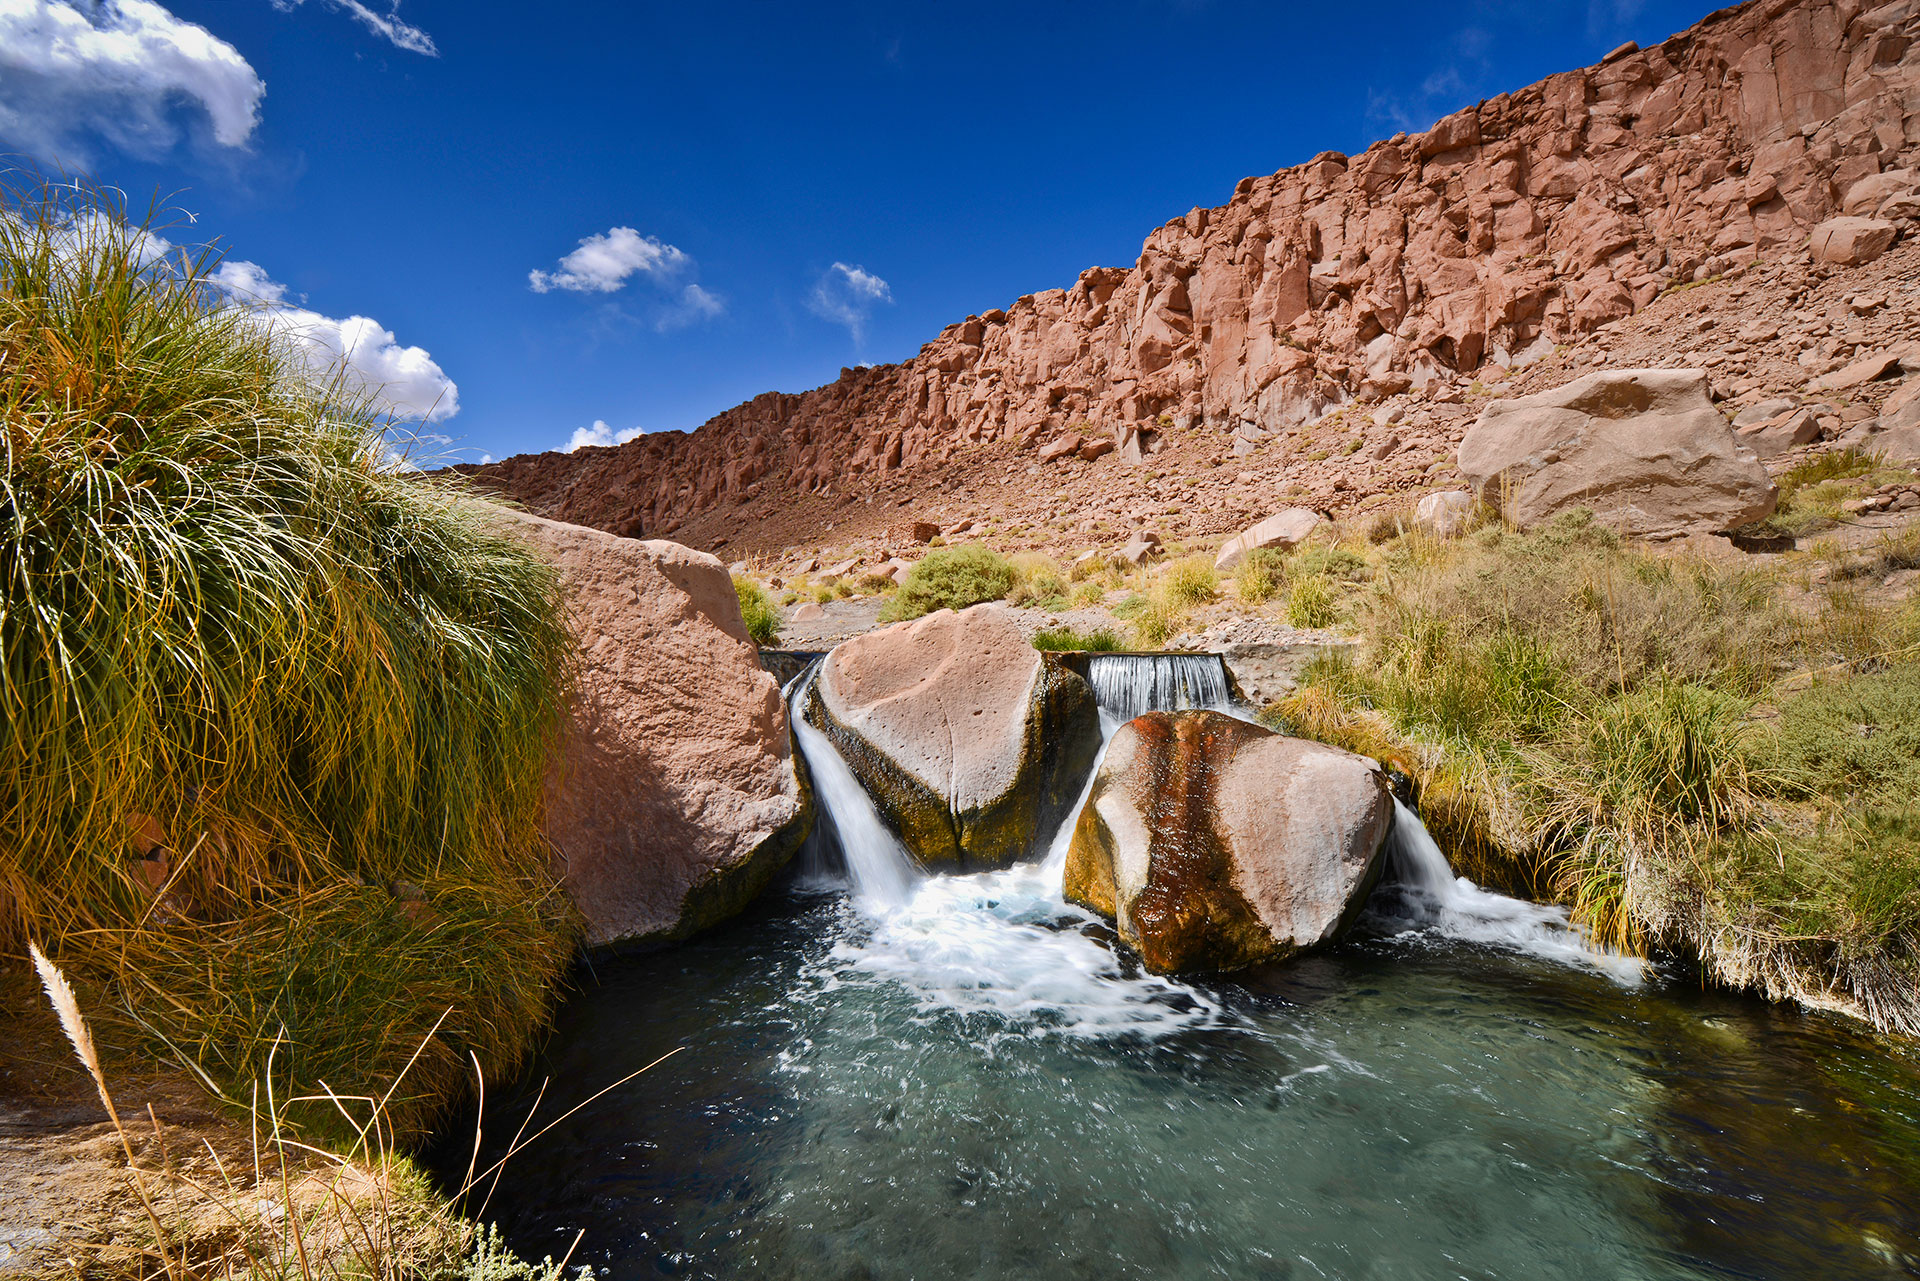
[1032,627,1124,652]
[0,178,577,1137]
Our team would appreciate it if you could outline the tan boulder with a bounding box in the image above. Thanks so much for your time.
[792,602,826,622]
[1457,369,1776,539]
[1807,350,1908,394]
[1842,170,1918,218]
[1038,434,1084,463]
[1414,490,1477,537]
[809,603,1099,869]
[1809,217,1898,267]
[1734,408,1820,459]
[1064,710,1393,974]
[494,509,809,947]
[1213,508,1322,571]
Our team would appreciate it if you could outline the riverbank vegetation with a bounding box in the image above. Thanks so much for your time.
[1,180,579,1136]
[1269,511,1920,1034]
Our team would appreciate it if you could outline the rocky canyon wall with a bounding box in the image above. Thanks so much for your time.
[470,0,1920,537]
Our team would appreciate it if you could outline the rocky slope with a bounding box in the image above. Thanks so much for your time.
[468,0,1920,558]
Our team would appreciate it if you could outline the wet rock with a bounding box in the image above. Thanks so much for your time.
[809,603,1099,869]
[1064,710,1393,974]
[495,509,810,947]
[1457,369,1776,539]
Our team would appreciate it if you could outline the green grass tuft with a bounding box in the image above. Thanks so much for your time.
[0,177,576,1134]
[733,575,781,646]
[879,544,1018,622]
[1032,627,1123,652]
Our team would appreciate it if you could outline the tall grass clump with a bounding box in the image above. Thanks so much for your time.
[879,544,1017,621]
[1,179,577,1133]
[733,574,780,646]
[1006,552,1069,609]
[1235,548,1287,604]
[1161,555,1218,608]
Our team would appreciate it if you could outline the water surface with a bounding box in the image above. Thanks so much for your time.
[457,885,1920,1280]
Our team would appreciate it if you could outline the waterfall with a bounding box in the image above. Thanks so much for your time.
[1369,800,1644,982]
[1083,653,1234,729]
[785,665,921,909]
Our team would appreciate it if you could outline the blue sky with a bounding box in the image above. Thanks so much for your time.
[2,0,1712,462]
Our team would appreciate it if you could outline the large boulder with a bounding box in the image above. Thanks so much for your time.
[496,510,810,947]
[808,603,1099,869]
[1456,369,1776,539]
[1809,216,1898,267]
[1064,710,1393,974]
[1213,508,1322,571]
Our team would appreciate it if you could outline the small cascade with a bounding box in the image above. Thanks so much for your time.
[1369,800,1644,983]
[785,665,921,909]
[1083,653,1234,728]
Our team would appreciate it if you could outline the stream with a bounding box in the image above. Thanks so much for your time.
[451,656,1920,1280]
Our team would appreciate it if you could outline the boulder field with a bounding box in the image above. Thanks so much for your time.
[496,510,811,947]
[1064,710,1395,974]
[806,603,1100,869]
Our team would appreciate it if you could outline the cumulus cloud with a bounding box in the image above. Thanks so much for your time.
[529,227,692,294]
[263,305,459,421]
[270,0,437,55]
[0,0,265,162]
[193,251,458,420]
[808,261,892,344]
[562,419,643,453]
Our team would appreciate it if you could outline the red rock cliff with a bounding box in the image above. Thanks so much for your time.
[469,0,1919,537]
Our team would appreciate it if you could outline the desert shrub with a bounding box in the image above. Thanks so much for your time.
[0,179,575,1133]
[1234,548,1288,604]
[1286,575,1338,628]
[1761,663,1920,801]
[1290,541,1371,582]
[833,578,854,599]
[878,544,1018,622]
[1129,593,1184,648]
[1032,627,1124,652]
[1110,592,1150,619]
[856,571,897,594]
[1161,554,1218,608]
[1070,580,1106,608]
[1007,552,1070,609]
[733,575,780,646]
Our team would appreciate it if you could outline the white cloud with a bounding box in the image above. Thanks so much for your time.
[209,256,289,304]
[0,0,265,162]
[263,305,459,421]
[654,282,725,331]
[808,261,892,344]
[529,227,692,294]
[562,419,643,453]
[270,0,436,55]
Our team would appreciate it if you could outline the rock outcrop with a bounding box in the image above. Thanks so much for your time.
[496,510,811,947]
[1064,710,1394,974]
[807,603,1100,868]
[467,0,1920,544]
[1456,368,1777,536]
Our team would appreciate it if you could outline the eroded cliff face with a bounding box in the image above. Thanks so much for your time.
[470,0,1919,539]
